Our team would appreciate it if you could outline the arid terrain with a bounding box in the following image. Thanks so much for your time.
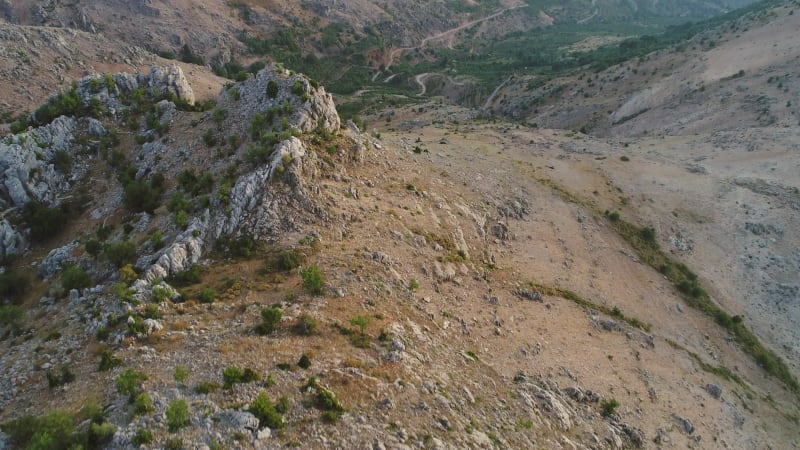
[0,1,799,449]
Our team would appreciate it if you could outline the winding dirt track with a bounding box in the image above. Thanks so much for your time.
[384,3,528,69]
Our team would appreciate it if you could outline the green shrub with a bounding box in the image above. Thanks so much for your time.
[0,272,29,303]
[0,305,24,331]
[32,89,82,125]
[133,392,154,415]
[291,80,305,96]
[173,210,189,228]
[95,326,109,341]
[22,201,70,241]
[249,392,283,429]
[104,240,137,268]
[53,150,73,174]
[177,170,214,196]
[278,249,301,271]
[122,177,164,214]
[152,285,172,303]
[165,399,190,432]
[166,265,202,287]
[85,238,102,258]
[198,288,216,303]
[276,395,290,414]
[600,398,619,417]
[349,315,371,334]
[62,266,91,291]
[202,129,217,147]
[298,353,311,369]
[98,349,121,371]
[116,369,147,402]
[2,411,75,449]
[300,264,324,295]
[267,80,279,98]
[88,421,116,448]
[174,365,189,384]
[212,108,227,125]
[306,377,345,418]
[194,381,220,394]
[257,307,282,335]
[223,366,260,388]
[168,192,193,214]
[293,313,318,336]
[166,437,185,450]
[132,428,153,445]
[640,226,657,243]
[46,365,75,388]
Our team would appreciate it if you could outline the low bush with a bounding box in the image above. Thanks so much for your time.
[257,307,282,335]
[300,264,324,296]
[1,407,115,450]
[249,392,283,429]
[0,272,29,304]
[165,399,189,432]
[98,349,121,371]
[293,313,318,336]
[104,241,137,268]
[223,366,260,388]
[116,369,147,402]
[278,249,301,271]
[133,392,154,415]
[194,381,221,394]
[62,266,91,291]
[22,201,70,241]
[132,428,153,445]
[166,265,202,287]
[198,288,216,303]
[46,365,75,388]
[174,365,189,384]
[600,398,619,417]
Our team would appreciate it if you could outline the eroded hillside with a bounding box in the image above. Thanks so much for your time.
[1,1,799,449]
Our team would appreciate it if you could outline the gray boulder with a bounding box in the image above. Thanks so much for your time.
[0,116,77,207]
[142,215,207,282]
[673,414,695,434]
[39,241,79,278]
[219,410,260,433]
[0,219,24,259]
[705,383,722,399]
[148,65,194,105]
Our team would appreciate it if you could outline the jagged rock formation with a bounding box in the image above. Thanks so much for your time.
[0,219,23,260]
[0,116,79,208]
[126,66,345,287]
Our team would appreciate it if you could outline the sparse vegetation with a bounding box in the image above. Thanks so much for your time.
[174,365,189,384]
[62,265,91,291]
[223,366,260,388]
[257,306,282,335]
[300,264,325,295]
[98,349,121,371]
[305,376,345,422]
[116,369,148,402]
[46,365,75,388]
[298,353,311,369]
[0,405,115,450]
[165,399,190,432]
[249,392,284,429]
[600,398,620,417]
[293,313,318,336]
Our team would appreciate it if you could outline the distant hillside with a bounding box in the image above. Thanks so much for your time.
[485,0,799,136]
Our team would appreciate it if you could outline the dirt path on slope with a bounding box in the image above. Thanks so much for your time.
[385,3,528,70]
